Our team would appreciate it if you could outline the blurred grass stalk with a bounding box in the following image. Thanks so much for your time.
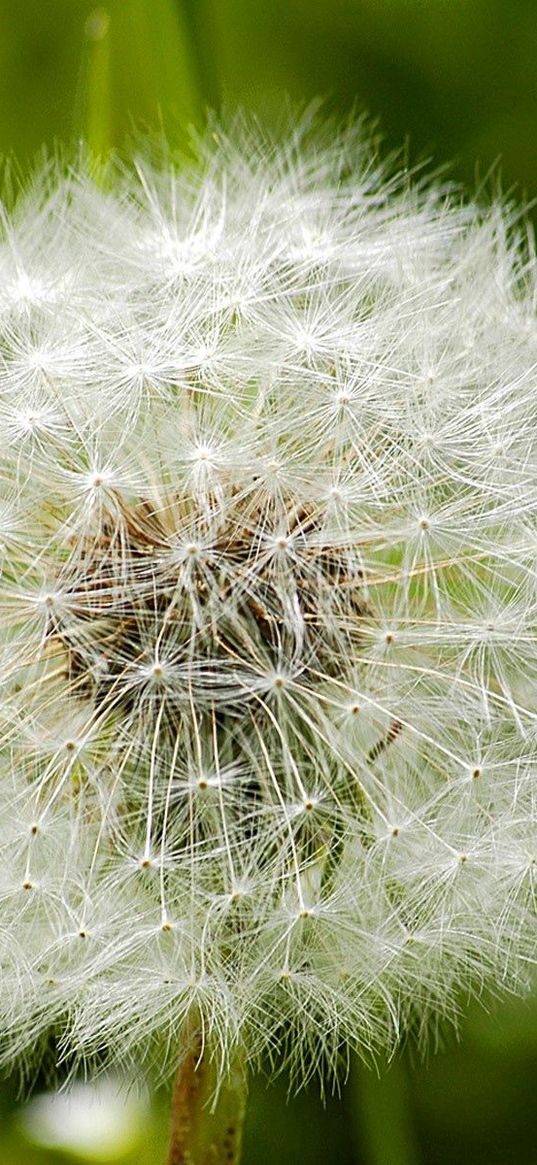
[78,0,213,158]
[352,1057,420,1165]
[83,8,111,157]
[180,0,221,112]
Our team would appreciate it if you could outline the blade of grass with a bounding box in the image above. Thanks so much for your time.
[75,0,204,158]
[352,1057,421,1165]
[178,0,221,112]
[80,7,112,158]
[111,0,203,142]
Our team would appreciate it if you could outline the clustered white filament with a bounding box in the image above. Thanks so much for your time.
[1,118,537,1084]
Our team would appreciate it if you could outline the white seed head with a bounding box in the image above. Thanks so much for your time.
[1,117,537,1085]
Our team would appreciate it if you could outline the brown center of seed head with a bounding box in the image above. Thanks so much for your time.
[50,489,373,724]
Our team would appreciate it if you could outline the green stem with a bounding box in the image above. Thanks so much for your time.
[166,1038,246,1165]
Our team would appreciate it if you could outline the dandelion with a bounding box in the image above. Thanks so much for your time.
[1,115,537,1160]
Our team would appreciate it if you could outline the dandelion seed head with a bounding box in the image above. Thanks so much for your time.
[1,116,537,1086]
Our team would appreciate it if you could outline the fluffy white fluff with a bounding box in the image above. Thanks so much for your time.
[1,117,537,1083]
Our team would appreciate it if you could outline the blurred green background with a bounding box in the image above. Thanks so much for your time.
[2,0,537,196]
[2,1,537,1162]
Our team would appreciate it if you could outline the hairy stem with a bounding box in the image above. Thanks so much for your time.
[167,1039,247,1165]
